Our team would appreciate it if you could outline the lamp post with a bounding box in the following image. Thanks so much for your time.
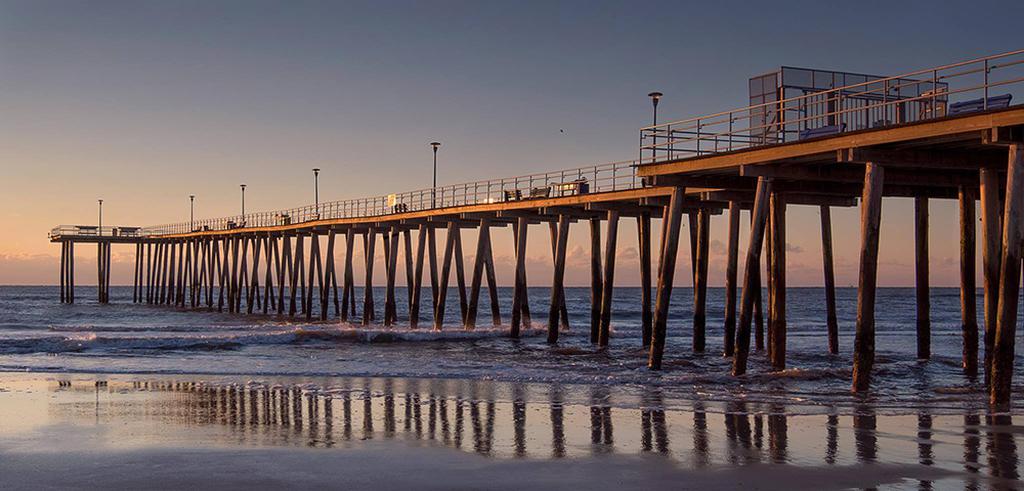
[648,91,663,162]
[430,141,441,208]
[189,195,195,232]
[313,168,321,216]
[240,184,246,216]
[98,199,103,237]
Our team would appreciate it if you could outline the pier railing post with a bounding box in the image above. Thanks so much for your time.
[852,163,884,393]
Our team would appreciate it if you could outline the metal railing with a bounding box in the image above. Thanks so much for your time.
[65,159,640,238]
[639,49,1024,162]
[49,225,143,240]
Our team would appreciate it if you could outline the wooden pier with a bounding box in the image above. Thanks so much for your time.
[50,49,1024,406]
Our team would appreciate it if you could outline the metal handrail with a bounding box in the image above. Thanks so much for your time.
[49,159,640,239]
[640,49,1024,161]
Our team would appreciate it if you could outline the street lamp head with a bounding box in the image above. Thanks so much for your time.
[240,184,246,190]
[98,199,103,205]
[313,168,320,174]
[189,194,195,200]
[648,91,663,106]
[430,141,441,151]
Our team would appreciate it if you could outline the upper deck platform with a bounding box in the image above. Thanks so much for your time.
[637,49,1024,197]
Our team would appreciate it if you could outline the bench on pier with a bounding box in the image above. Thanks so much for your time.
[115,227,140,237]
[553,178,589,196]
[76,225,98,235]
[948,94,1013,116]
[391,203,408,213]
[798,124,846,141]
[529,187,551,199]
[503,189,522,202]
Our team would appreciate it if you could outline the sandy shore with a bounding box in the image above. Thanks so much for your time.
[0,372,1018,489]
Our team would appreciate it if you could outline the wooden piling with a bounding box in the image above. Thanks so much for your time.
[732,178,772,376]
[342,229,355,321]
[693,208,710,353]
[362,229,376,325]
[547,222,568,329]
[411,224,427,327]
[548,214,570,344]
[979,167,1002,387]
[482,229,501,326]
[60,242,66,303]
[466,220,489,329]
[511,217,529,338]
[820,205,839,355]
[435,222,458,330]
[324,231,336,320]
[768,192,786,371]
[915,197,930,360]
[723,201,740,357]
[638,213,652,347]
[307,232,322,320]
[852,163,884,393]
[959,187,978,376]
[589,218,602,343]
[648,187,686,369]
[598,210,619,347]
[991,144,1024,406]
[384,228,399,326]
[453,227,469,324]
[403,229,414,314]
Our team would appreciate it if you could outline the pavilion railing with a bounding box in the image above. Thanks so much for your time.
[639,48,1024,162]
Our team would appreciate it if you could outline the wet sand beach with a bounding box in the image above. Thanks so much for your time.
[1,372,1020,490]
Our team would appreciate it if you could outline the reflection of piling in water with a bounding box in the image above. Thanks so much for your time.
[383,380,395,437]
[362,388,373,439]
[589,387,613,454]
[640,389,669,455]
[429,394,438,441]
[341,391,352,440]
[964,413,980,491]
[725,401,751,464]
[454,397,464,450]
[853,407,877,463]
[986,414,1019,482]
[512,385,526,458]
[918,412,934,491]
[439,398,451,445]
[768,405,787,463]
[826,413,838,465]
[550,387,565,459]
[692,402,709,467]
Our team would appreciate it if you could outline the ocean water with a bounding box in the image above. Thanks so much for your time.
[0,285,1019,413]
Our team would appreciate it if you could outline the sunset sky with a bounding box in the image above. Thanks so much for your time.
[1,0,1021,286]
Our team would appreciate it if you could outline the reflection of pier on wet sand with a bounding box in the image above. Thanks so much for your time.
[14,376,1019,489]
